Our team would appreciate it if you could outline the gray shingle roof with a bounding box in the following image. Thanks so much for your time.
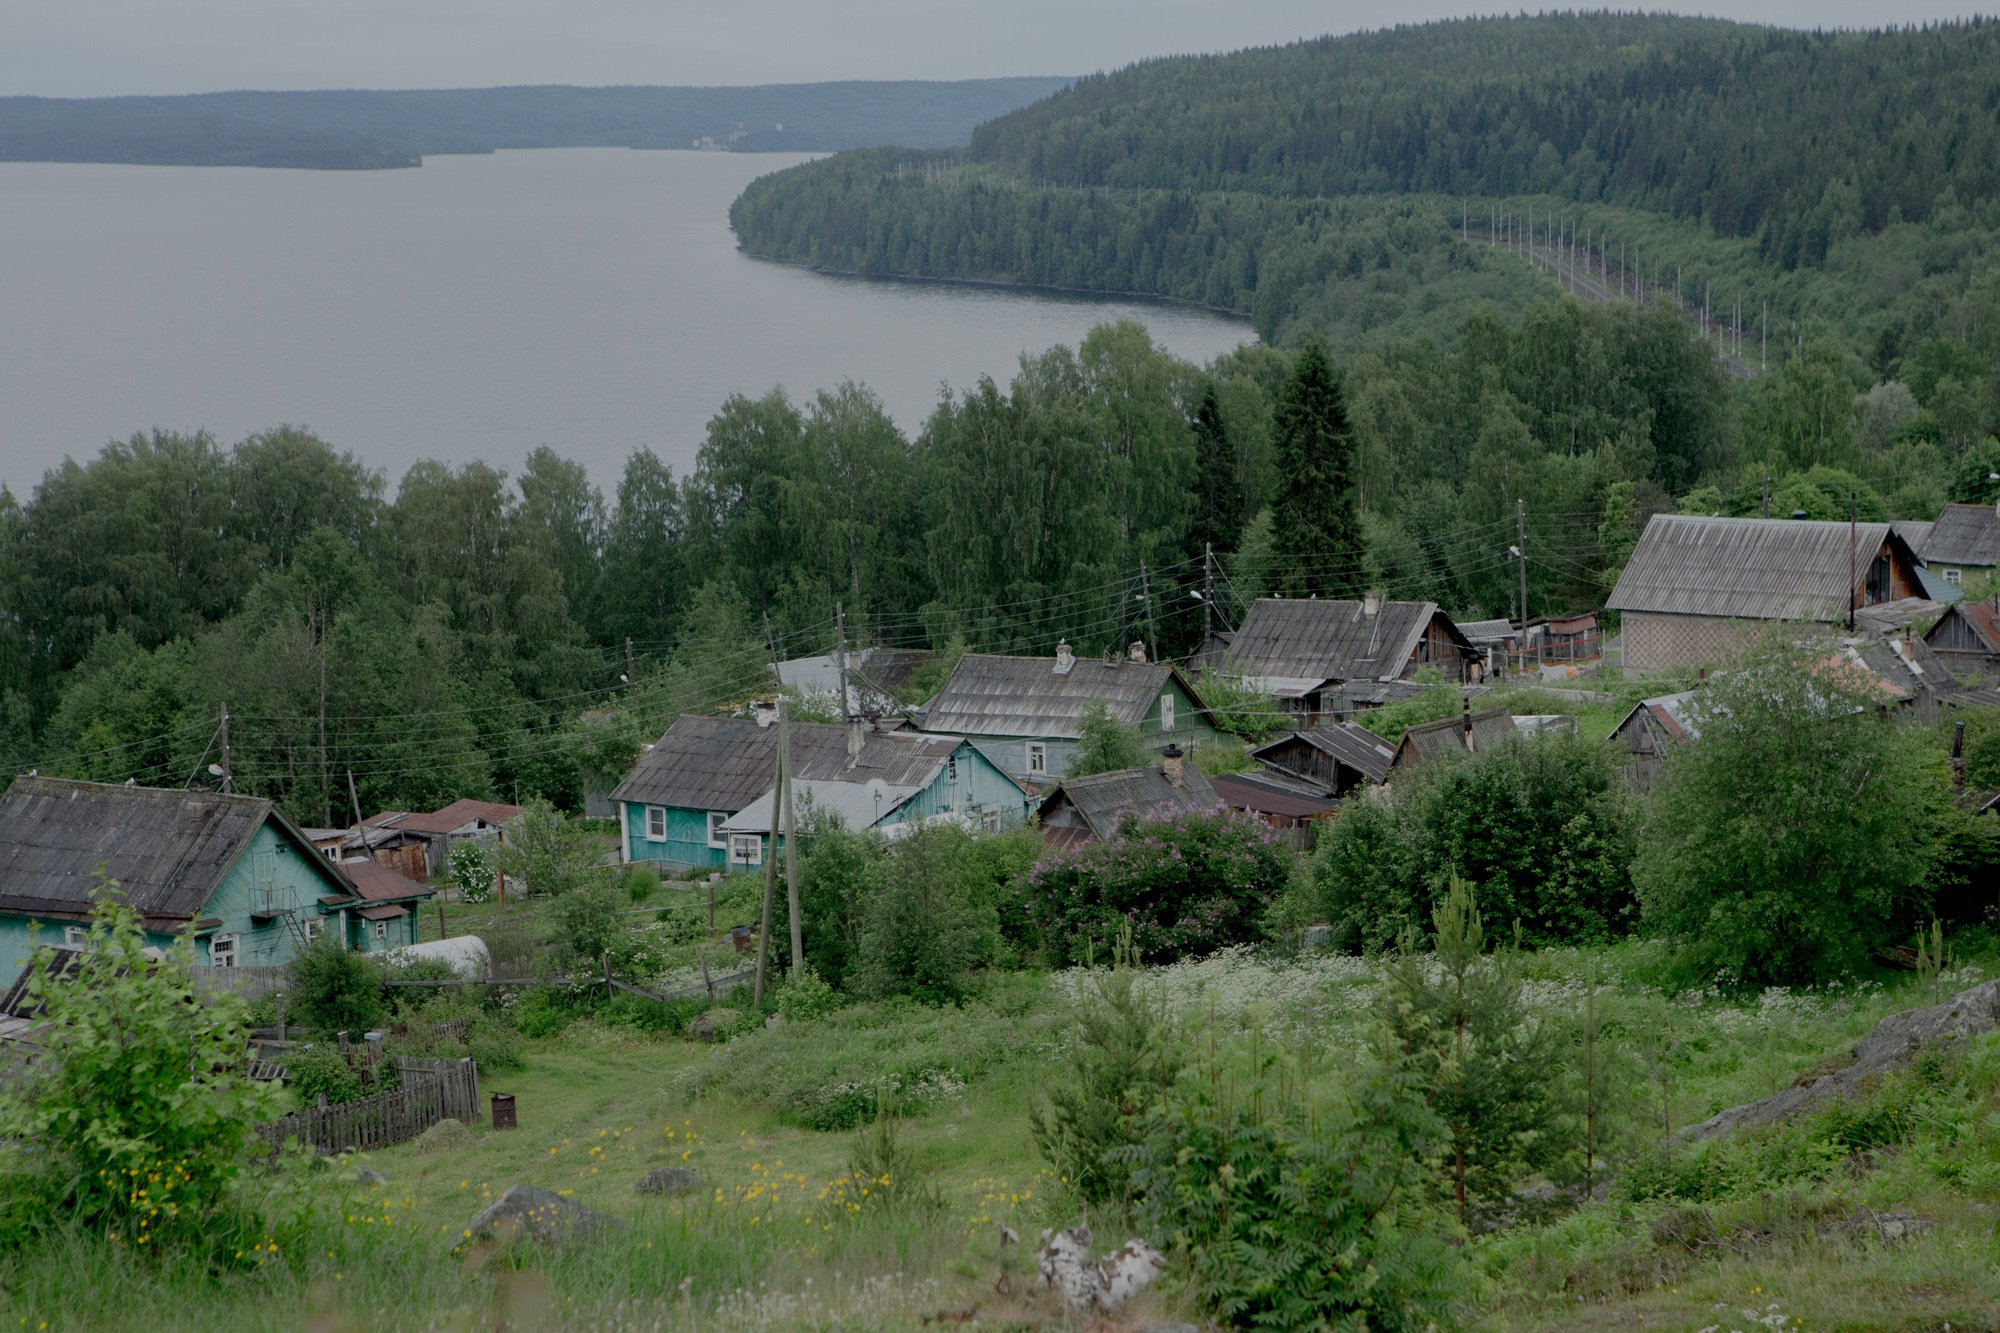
[0,777,349,922]
[1607,514,1908,621]
[1392,707,1516,768]
[1209,598,1471,682]
[919,654,1206,739]
[1252,722,1396,785]
[1920,504,2000,568]
[1038,765,1220,839]
[609,716,970,812]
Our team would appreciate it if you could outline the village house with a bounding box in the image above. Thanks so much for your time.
[1035,745,1221,851]
[1611,691,1701,790]
[1206,767,1343,843]
[352,799,524,881]
[1913,502,2000,591]
[612,715,1030,870]
[776,645,933,717]
[1193,593,1482,725]
[1390,705,1518,774]
[1607,514,1933,671]
[0,776,390,983]
[915,642,1221,785]
[1927,598,2000,685]
[334,857,433,951]
[1248,721,1396,797]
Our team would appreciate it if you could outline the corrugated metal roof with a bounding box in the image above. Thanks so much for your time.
[1210,772,1341,820]
[919,654,1207,739]
[1038,765,1220,839]
[610,716,968,811]
[1252,722,1395,785]
[1851,597,1943,636]
[395,799,524,836]
[1919,504,2000,568]
[0,777,350,921]
[355,903,407,921]
[1457,618,1516,644]
[720,779,923,834]
[1607,514,1906,621]
[1895,519,1937,556]
[1934,599,2000,656]
[1211,599,1470,681]
[339,858,432,904]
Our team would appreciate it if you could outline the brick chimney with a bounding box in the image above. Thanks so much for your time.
[1128,641,1147,664]
[846,717,865,768]
[753,701,778,729]
[1161,743,1185,789]
[1053,639,1075,675]
[1362,589,1383,619]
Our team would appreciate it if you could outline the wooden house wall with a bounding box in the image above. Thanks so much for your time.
[623,802,727,870]
[889,745,1031,831]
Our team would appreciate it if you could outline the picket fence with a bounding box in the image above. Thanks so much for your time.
[254,1056,481,1156]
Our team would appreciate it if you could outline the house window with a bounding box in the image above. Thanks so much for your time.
[208,934,238,968]
[1026,742,1047,775]
[303,917,323,942]
[646,806,668,841]
[729,833,764,868]
[1945,568,1963,586]
[980,810,1001,834]
[62,925,87,948]
[1159,694,1176,732]
[373,919,388,943]
[707,811,730,848]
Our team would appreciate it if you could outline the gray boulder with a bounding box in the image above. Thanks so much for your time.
[356,1167,389,1187]
[1685,978,2000,1141]
[636,1166,701,1196]
[465,1184,624,1246]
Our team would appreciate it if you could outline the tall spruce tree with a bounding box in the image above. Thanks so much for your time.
[1268,340,1363,598]
[1161,382,1244,654]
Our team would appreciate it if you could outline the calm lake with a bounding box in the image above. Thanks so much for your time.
[0,148,1253,495]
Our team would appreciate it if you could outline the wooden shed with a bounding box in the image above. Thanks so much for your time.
[1249,722,1395,796]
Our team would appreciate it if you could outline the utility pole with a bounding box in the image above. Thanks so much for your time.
[624,636,635,689]
[1847,493,1858,632]
[783,711,802,982]
[347,770,363,828]
[1762,471,1770,519]
[1139,560,1157,663]
[1202,543,1214,645]
[1762,300,1768,372]
[219,703,233,794]
[754,700,783,1009]
[834,602,850,721]
[1516,499,1529,672]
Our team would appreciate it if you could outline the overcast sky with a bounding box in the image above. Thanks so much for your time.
[3,1,1994,98]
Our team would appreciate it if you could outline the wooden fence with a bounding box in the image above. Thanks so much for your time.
[254,1056,480,1156]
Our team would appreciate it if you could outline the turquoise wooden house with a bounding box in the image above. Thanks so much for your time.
[916,643,1225,786]
[0,776,418,984]
[613,716,1031,870]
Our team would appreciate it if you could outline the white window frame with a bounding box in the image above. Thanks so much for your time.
[62,925,88,948]
[373,919,388,943]
[707,811,730,848]
[645,805,668,841]
[729,832,764,868]
[1026,742,1047,776]
[1159,694,1176,732]
[303,917,323,942]
[208,933,239,968]
[1945,567,1963,586]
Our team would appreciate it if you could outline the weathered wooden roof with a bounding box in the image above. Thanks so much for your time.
[1210,771,1342,820]
[340,857,432,904]
[1919,504,2000,568]
[1392,707,1516,769]
[395,799,524,836]
[1929,599,2000,656]
[1251,722,1396,785]
[1037,764,1220,840]
[919,653,1208,739]
[1607,514,1911,621]
[0,777,350,922]
[1214,598,1472,682]
[610,716,971,812]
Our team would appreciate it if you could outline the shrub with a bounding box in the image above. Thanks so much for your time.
[1069,698,1149,776]
[854,825,999,1003]
[622,862,660,903]
[1131,1034,1462,1332]
[511,986,574,1039]
[774,810,880,987]
[1635,639,1946,985]
[599,992,705,1033]
[1194,669,1290,743]
[1030,957,1182,1206]
[497,799,603,898]
[1384,879,1566,1224]
[775,964,841,1023]
[0,894,275,1252]
[1297,729,1637,951]
[1022,807,1291,967]
[446,840,494,904]
[285,1044,365,1107]
[287,936,387,1035]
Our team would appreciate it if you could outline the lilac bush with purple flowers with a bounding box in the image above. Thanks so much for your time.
[1017,807,1294,966]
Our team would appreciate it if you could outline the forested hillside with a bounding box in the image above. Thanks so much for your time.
[0,79,1073,169]
[731,14,2000,353]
